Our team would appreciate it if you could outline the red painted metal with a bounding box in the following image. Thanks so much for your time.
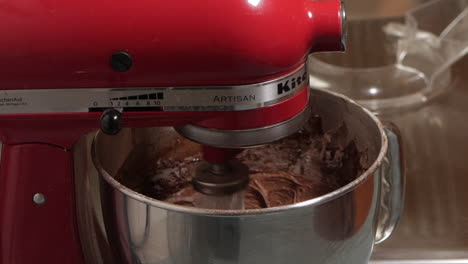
[196,87,309,130]
[0,0,344,263]
[202,146,243,164]
[308,0,345,52]
[0,0,343,89]
[0,85,308,147]
[0,143,84,264]
[0,85,307,264]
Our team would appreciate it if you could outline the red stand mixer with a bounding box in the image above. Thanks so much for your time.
[0,0,345,263]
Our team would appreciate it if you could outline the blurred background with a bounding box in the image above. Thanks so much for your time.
[347,0,427,19]
[310,0,468,263]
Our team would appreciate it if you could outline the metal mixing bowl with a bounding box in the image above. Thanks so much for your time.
[78,89,404,264]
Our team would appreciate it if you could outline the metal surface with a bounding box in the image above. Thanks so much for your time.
[375,125,406,244]
[33,193,46,205]
[0,1,346,264]
[193,160,250,196]
[0,143,84,264]
[0,0,344,89]
[370,55,468,263]
[175,106,311,148]
[341,0,348,50]
[0,87,309,146]
[76,89,405,264]
[0,65,307,114]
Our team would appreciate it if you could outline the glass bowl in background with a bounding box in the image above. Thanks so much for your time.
[309,0,468,113]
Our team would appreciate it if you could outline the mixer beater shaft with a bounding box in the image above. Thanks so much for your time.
[193,146,249,210]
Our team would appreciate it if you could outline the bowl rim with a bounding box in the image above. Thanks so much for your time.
[92,88,388,217]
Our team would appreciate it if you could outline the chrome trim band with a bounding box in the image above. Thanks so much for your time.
[174,106,311,148]
[0,65,307,114]
[341,0,347,51]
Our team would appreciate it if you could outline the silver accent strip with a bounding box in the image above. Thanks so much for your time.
[341,0,347,51]
[174,106,311,148]
[0,65,307,114]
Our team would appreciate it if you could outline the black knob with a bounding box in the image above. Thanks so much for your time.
[100,109,122,135]
[110,51,133,72]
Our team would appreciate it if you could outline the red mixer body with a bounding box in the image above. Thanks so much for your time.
[1,0,342,89]
[0,0,344,263]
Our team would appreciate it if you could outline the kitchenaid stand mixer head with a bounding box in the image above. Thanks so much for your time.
[0,0,345,263]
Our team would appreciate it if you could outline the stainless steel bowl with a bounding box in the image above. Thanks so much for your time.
[83,89,404,264]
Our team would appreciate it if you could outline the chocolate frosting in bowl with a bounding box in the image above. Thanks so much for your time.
[116,116,368,209]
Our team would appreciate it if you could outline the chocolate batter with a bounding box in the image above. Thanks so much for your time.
[116,116,368,209]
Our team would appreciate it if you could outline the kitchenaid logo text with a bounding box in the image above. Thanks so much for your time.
[277,72,308,95]
[0,97,27,106]
[213,95,256,103]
